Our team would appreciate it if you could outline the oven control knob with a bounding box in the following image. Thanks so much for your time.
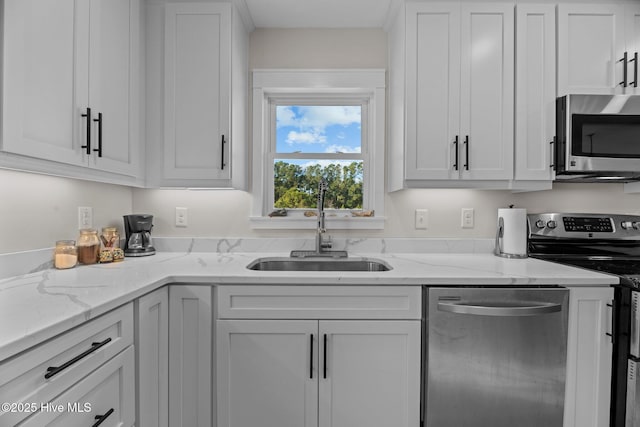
[633,222,640,230]
[535,220,546,229]
[546,220,557,229]
[622,221,634,230]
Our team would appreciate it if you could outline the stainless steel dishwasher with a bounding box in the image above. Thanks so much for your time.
[423,287,569,427]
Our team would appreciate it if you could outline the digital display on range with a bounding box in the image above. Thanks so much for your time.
[563,217,613,232]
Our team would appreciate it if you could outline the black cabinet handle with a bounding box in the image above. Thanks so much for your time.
[81,107,92,155]
[607,302,615,344]
[550,137,555,169]
[44,337,112,379]
[631,52,638,88]
[92,408,114,427]
[93,113,103,157]
[309,334,314,379]
[463,135,469,170]
[221,135,226,170]
[619,52,628,87]
[323,334,327,379]
[452,136,459,171]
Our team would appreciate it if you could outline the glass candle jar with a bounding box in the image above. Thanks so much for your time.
[99,227,123,263]
[77,229,100,265]
[54,240,78,269]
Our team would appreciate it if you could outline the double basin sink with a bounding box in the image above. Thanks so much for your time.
[247,256,392,272]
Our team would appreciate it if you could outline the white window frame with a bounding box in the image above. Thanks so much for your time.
[250,70,386,230]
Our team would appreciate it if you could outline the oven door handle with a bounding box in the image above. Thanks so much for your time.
[437,301,562,317]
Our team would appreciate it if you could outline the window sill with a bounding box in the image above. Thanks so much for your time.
[249,216,385,230]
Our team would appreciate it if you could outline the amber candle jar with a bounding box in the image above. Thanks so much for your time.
[77,229,100,265]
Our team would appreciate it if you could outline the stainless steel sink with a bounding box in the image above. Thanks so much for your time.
[247,257,392,272]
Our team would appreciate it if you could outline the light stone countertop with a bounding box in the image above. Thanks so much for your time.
[0,241,619,363]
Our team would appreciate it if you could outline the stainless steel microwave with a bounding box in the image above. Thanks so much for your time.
[555,94,640,181]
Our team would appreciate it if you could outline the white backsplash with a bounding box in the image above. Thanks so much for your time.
[0,238,494,281]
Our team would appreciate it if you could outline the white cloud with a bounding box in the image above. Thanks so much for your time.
[277,106,361,132]
[325,144,361,154]
[286,131,327,145]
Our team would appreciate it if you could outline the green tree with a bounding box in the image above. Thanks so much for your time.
[274,161,363,210]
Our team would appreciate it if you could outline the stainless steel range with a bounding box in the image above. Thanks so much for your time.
[528,212,640,427]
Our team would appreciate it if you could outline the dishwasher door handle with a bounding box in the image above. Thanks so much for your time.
[437,301,562,316]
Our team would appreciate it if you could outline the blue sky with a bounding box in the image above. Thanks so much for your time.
[276,106,362,154]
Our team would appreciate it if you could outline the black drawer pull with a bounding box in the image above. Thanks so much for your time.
[92,408,114,427]
[323,334,327,379]
[310,334,314,379]
[44,337,112,379]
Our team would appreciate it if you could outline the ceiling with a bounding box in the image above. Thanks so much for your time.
[242,0,397,29]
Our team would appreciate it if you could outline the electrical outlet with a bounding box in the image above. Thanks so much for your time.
[461,208,474,228]
[78,206,93,229]
[415,209,428,230]
[175,207,188,227]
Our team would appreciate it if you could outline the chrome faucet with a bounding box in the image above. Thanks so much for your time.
[291,179,348,258]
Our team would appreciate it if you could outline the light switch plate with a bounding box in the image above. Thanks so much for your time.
[78,206,93,229]
[175,207,188,227]
[415,209,428,230]
[461,208,474,228]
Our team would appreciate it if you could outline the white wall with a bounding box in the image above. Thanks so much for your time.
[0,169,133,254]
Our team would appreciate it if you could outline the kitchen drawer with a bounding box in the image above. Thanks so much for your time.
[217,285,421,319]
[17,345,135,427]
[0,303,133,426]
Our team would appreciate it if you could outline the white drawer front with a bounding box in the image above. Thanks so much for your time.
[217,286,422,319]
[17,346,135,427]
[0,303,134,426]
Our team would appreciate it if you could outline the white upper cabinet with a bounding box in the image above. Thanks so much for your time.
[558,4,640,95]
[397,2,514,187]
[514,4,556,181]
[2,0,142,182]
[149,2,248,188]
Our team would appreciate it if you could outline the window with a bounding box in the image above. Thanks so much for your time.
[272,103,366,210]
[251,70,385,229]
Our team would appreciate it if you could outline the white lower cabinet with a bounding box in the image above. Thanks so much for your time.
[18,346,135,427]
[168,285,212,427]
[564,286,614,427]
[216,285,421,427]
[136,287,169,427]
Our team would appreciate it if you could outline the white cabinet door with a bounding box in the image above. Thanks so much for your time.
[2,0,141,183]
[19,346,135,427]
[405,3,460,180]
[318,321,421,427]
[515,4,556,181]
[88,0,140,177]
[404,2,513,182]
[2,0,86,167]
[563,287,614,427]
[459,3,514,181]
[626,5,640,94]
[558,4,626,95]
[137,287,169,427]
[169,285,212,427]
[216,319,318,427]
[164,3,231,181]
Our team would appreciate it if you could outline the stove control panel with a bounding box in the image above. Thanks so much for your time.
[562,216,613,233]
[528,213,640,240]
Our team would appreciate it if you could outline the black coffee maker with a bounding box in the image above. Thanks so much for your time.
[123,214,156,257]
